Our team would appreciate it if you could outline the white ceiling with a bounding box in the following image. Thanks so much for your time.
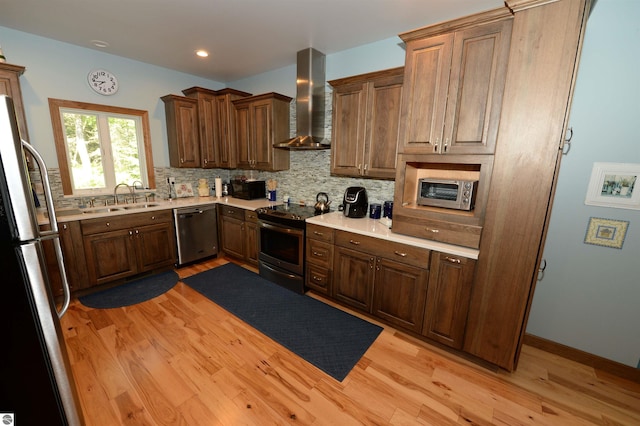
[0,0,503,83]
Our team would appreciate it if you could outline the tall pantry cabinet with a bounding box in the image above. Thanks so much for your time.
[394,0,592,371]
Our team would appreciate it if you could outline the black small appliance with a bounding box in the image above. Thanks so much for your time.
[230,179,266,200]
[342,186,368,218]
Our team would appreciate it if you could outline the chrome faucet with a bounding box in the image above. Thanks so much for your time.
[113,183,132,205]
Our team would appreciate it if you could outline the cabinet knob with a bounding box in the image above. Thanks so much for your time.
[151,216,155,220]
[106,222,110,227]
[62,224,68,230]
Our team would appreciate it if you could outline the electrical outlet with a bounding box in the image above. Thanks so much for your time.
[167,177,176,185]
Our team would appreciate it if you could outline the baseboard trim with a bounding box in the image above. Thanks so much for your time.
[524,333,640,384]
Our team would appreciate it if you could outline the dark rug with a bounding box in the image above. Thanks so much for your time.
[183,263,383,381]
[78,270,179,309]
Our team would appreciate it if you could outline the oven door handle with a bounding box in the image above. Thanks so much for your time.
[260,261,298,280]
[258,220,304,236]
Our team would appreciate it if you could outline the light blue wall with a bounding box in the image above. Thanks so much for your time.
[0,27,225,168]
[526,0,640,367]
[1,0,638,368]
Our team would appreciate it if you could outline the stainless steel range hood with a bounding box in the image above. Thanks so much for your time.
[274,48,330,150]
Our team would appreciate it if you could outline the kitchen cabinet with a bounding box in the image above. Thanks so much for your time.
[423,252,475,349]
[218,205,258,264]
[305,223,335,296]
[462,0,592,371]
[182,87,217,168]
[81,211,176,286]
[233,92,291,171]
[333,230,430,333]
[0,62,34,168]
[244,209,259,267]
[398,17,512,155]
[161,94,200,168]
[42,220,89,297]
[214,88,252,169]
[329,67,403,179]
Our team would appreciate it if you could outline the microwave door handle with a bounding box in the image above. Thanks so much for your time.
[22,140,59,236]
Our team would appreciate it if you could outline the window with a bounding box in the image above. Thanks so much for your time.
[48,98,155,196]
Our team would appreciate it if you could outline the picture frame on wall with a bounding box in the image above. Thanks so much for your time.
[584,217,629,249]
[585,162,640,210]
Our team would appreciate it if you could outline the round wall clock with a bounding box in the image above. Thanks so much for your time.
[87,69,119,95]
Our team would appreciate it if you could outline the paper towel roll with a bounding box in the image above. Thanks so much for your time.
[215,177,222,198]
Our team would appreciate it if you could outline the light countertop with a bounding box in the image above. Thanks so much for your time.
[306,211,479,259]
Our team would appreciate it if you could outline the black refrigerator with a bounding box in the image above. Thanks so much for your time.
[0,95,84,425]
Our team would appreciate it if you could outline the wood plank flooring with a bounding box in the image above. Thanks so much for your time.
[61,257,640,425]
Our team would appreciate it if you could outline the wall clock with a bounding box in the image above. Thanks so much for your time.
[87,69,119,95]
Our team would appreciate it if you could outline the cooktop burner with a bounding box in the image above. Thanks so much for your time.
[256,204,322,228]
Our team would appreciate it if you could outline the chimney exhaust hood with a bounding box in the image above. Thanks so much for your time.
[274,48,330,150]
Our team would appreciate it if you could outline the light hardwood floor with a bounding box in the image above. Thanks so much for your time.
[61,257,640,425]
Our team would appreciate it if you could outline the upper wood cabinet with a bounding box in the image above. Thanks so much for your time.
[182,87,218,168]
[0,63,29,141]
[161,94,200,168]
[329,67,403,179]
[233,92,291,171]
[214,88,252,169]
[398,18,512,155]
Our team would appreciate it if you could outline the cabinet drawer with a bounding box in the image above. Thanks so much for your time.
[306,263,331,295]
[306,223,334,243]
[220,205,245,221]
[392,214,482,249]
[335,230,430,269]
[306,238,333,269]
[81,210,172,235]
[245,209,258,222]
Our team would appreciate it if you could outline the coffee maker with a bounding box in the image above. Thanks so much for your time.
[342,187,368,218]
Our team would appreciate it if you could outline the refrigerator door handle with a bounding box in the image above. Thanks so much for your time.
[22,139,59,235]
[21,140,71,317]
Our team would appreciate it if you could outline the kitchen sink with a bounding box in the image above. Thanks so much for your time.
[82,207,124,214]
[123,203,160,210]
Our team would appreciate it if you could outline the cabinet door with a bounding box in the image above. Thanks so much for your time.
[215,95,236,168]
[135,222,176,272]
[443,19,512,155]
[423,252,475,349]
[220,215,245,260]
[330,81,367,177]
[59,221,90,292]
[373,257,428,333]
[251,99,273,171]
[399,33,453,154]
[163,95,200,168]
[234,102,252,169]
[364,74,403,178]
[84,229,138,285]
[198,94,218,168]
[244,211,258,266]
[333,246,374,312]
[0,64,29,141]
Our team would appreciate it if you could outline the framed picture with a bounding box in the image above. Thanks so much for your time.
[585,162,640,210]
[584,217,629,249]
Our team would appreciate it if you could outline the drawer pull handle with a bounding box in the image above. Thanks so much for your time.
[425,228,439,233]
[444,256,461,264]
[313,231,324,236]
[394,251,407,257]
[312,275,322,282]
[349,239,361,245]
[312,251,324,257]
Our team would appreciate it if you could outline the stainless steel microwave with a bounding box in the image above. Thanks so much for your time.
[417,178,478,211]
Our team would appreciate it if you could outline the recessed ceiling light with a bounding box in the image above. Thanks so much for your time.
[91,40,109,48]
[195,50,209,58]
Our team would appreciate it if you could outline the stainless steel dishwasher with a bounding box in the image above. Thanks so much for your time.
[173,205,218,266]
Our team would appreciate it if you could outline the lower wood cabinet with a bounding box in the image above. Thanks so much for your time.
[305,223,335,295]
[81,211,176,286]
[423,252,475,349]
[218,205,258,265]
[42,220,90,297]
[333,246,375,312]
[372,257,429,334]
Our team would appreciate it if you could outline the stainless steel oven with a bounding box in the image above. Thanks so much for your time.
[256,205,317,294]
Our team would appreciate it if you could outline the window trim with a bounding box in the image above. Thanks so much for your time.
[48,98,155,195]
